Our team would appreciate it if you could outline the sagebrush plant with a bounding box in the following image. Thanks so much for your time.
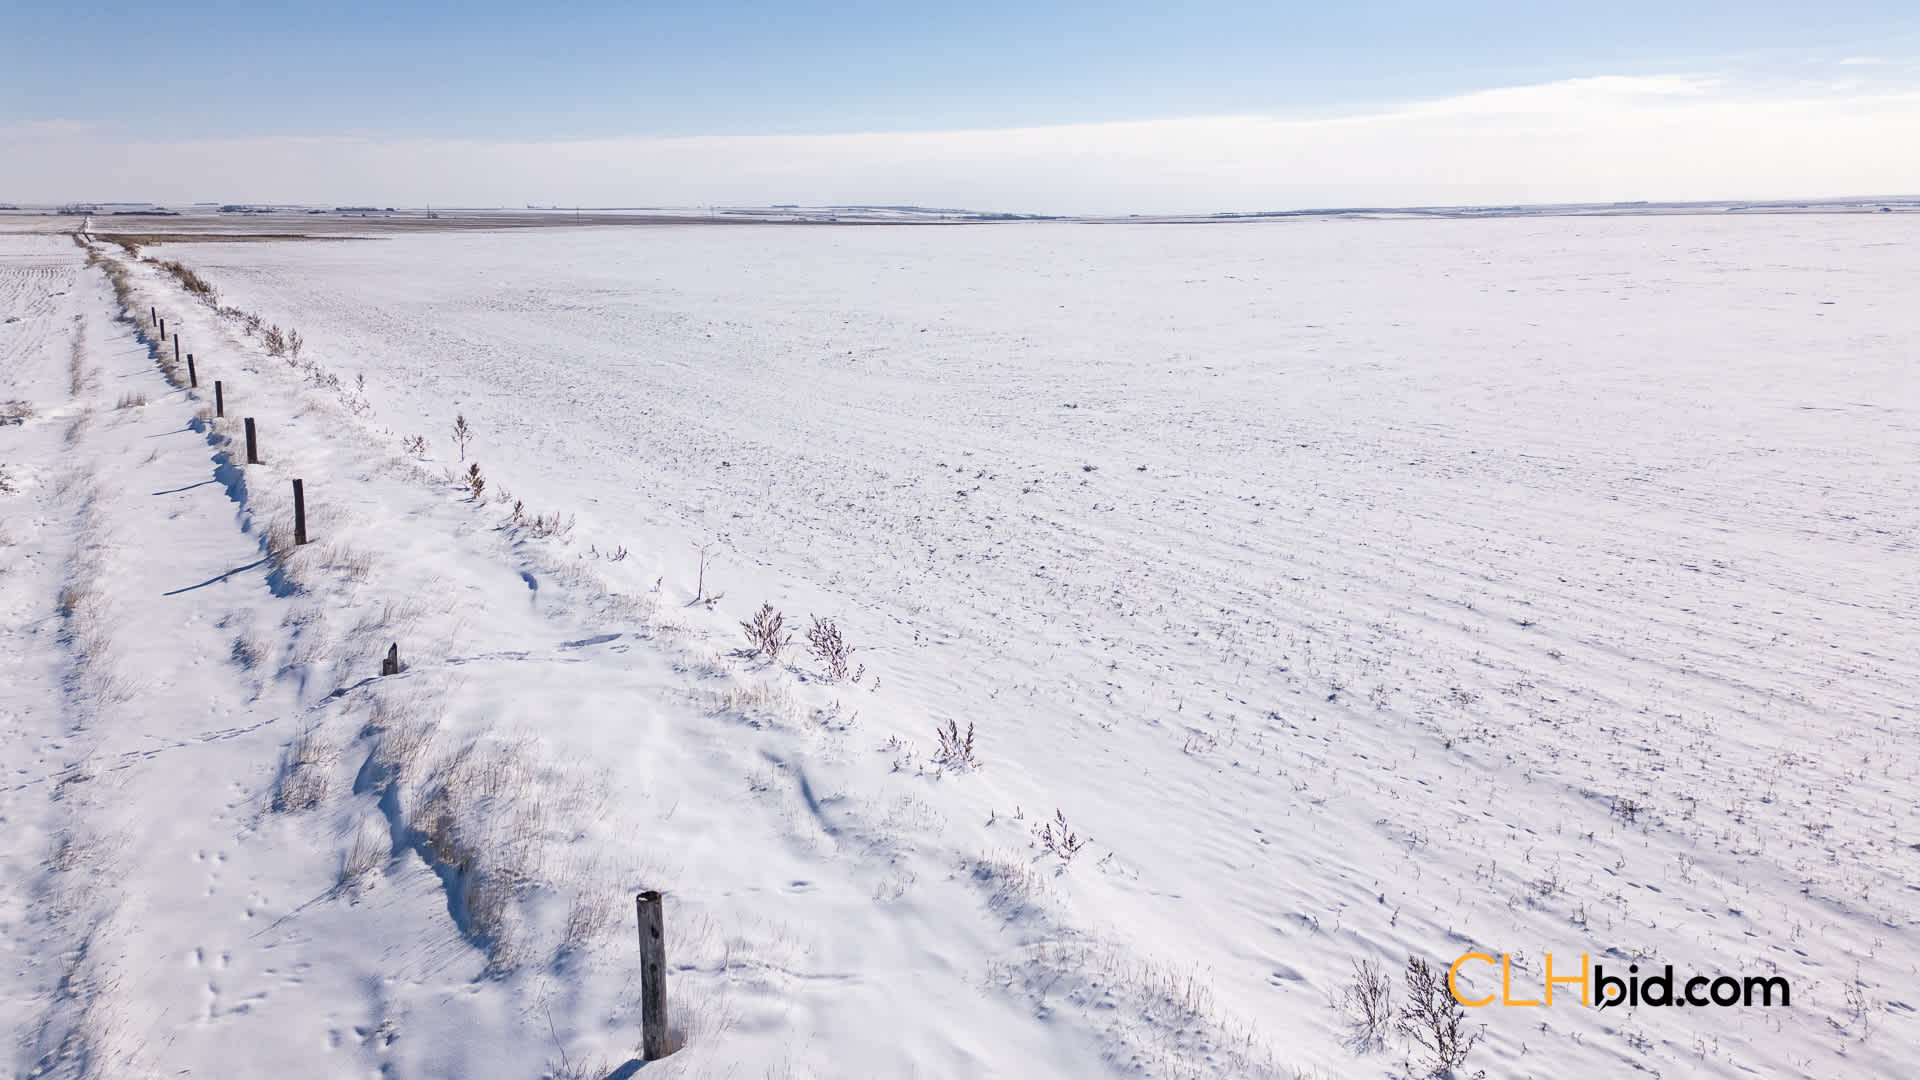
[807,615,853,681]
[1035,808,1091,861]
[740,602,792,660]
[1397,955,1482,1079]
[934,720,977,770]
[465,462,486,501]
[402,434,427,458]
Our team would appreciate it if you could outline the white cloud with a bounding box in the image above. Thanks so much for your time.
[1838,56,1885,65]
[4,76,1918,214]
[0,119,91,139]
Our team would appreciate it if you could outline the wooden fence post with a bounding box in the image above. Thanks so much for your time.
[292,479,308,545]
[637,891,668,1059]
[214,380,224,417]
[174,337,181,368]
[244,418,259,464]
[160,318,166,341]
[150,306,156,327]
[187,353,197,388]
[381,643,401,676]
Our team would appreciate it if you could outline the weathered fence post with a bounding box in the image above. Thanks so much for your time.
[150,306,156,327]
[381,643,402,676]
[174,337,181,368]
[160,318,166,341]
[214,380,224,417]
[187,353,197,388]
[637,891,669,1059]
[292,479,308,545]
[244,417,259,464]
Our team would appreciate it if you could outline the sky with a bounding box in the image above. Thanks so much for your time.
[3,1,1919,213]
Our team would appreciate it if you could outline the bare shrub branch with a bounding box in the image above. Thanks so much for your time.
[1332,958,1394,1052]
[1397,955,1482,1078]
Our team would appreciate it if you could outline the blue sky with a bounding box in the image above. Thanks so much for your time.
[7,0,1917,138]
[4,2,1919,210]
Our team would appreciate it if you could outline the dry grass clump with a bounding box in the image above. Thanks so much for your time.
[607,579,662,625]
[158,259,217,300]
[504,498,576,539]
[364,695,441,782]
[271,725,339,812]
[57,580,97,618]
[68,328,89,397]
[57,546,146,707]
[263,515,299,563]
[114,391,148,410]
[708,679,799,723]
[316,541,375,583]
[339,816,389,890]
[0,399,33,424]
[410,737,553,972]
[559,871,619,955]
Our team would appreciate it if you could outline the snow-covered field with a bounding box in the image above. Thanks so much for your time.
[3,213,1916,1079]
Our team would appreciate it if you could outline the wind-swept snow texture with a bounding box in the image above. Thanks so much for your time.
[4,214,1916,1079]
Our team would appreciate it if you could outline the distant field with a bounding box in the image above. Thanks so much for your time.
[152,213,1918,1075]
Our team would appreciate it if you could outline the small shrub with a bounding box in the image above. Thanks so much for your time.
[114,391,148,409]
[1334,958,1395,1051]
[0,400,33,424]
[1035,808,1091,862]
[740,602,792,660]
[529,512,573,539]
[465,462,486,501]
[402,434,427,458]
[451,413,473,460]
[807,615,853,681]
[934,720,977,770]
[263,324,288,356]
[1397,955,1482,1078]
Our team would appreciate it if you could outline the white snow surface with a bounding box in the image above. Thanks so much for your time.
[2,215,1917,1079]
